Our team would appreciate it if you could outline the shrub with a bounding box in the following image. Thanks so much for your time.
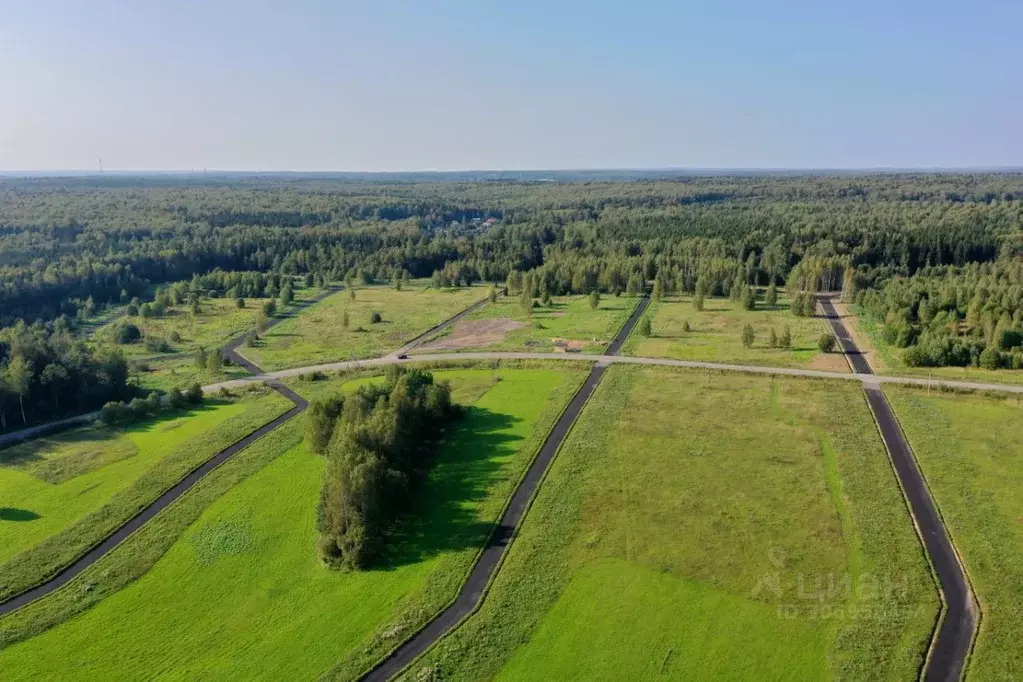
[169,330,182,343]
[370,312,382,324]
[741,324,755,348]
[639,317,652,337]
[114,322,142,344]
[168,387,187,409]
[779,325,792,349]
[817,333,837,353]
[185,383,204,405]
[144,336,172,353]
[979,346,1002,371]
[682,319,690,333]
[235,297,246,309]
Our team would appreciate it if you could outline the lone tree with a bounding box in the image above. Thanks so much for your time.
[742,287,756,311]
[589,290,600,310]
[764,282,778,307]
[741,324,756,348]
[639,317,652,337]
[769,327,778,348]
[817,333,837,353]
[779,325,792,349]
[342,311,350,329]
[694,294,705,312]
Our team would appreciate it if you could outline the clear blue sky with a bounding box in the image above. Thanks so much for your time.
[1,0,1019,171]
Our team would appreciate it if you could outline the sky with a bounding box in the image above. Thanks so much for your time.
[1,0,1020,171]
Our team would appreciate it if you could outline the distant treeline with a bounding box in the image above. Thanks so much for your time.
[307,367,460,569]
[1,173,1022,377]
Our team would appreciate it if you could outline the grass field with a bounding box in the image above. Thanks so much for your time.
[622,293,845,371]
[886,386,1023,680]
[849,305,1023,387]
[90,286,325,391]
[244,285,484,369]
[0,367,587,680]
[0,389,292,602]
[130,356,251,393]
[417,294,639,354]
[405,366,938,681]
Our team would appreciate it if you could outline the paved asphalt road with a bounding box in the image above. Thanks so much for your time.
[821,296,977,682]
[0,293,985,681]
[359,298,648,681]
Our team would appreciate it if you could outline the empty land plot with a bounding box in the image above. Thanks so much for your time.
[417,295,638,354]
[91,296,269,360]
[0,368,587,681]
[0,389,292,602]
[623,293,845,371]
[244,285,484,369]
[405,366,938,681]
[129,356,251,393]
[886,386,1023,680]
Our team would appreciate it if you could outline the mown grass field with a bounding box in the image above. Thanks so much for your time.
[419,294,639,354]
[244,285,484,369]
[0,389,292,602]
[886,386,1023,680]
[623,293,844,371]
[850,305,1023,387]
[405,366,938,681]
[0,367,587,680]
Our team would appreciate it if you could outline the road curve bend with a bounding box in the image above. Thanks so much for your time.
[820,296,978,682]
[359,296,650,681]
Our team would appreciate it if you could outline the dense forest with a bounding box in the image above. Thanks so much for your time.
[309,366,459,569]
[2,172,1023,430]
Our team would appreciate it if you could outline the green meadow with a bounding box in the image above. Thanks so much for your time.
[623,293,844,371]
[244,285,484,369]
[405,366,937,681]
[0,367,586,680]
[418,294,639,354]
[886,386,1023,680]
[0,389,292,602]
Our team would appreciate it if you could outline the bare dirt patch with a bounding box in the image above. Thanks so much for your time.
[417,318,525,351]
[807,351,851,373]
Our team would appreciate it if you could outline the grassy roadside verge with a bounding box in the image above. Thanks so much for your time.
[0,389,292,605]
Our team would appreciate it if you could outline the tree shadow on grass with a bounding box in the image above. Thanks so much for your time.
[0,508,41,522]
[375,406,523,570]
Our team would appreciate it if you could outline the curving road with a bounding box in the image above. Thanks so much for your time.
[0,292,988,681]
[820,296,977,682]
[358,296,649,681]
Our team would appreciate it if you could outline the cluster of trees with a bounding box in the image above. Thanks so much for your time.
[308,367,460,569]
[740,324,793,350]
[100,383,203,426]
[858,260,1023,368]
[0,318,131,431]
[2,172,1023,385]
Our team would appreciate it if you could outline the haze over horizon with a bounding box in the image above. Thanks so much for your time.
[2,0,1020,172]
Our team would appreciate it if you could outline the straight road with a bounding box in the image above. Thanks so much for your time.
[203,349,1023,396]
[820,296,977,682]
[359,297,649,681]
